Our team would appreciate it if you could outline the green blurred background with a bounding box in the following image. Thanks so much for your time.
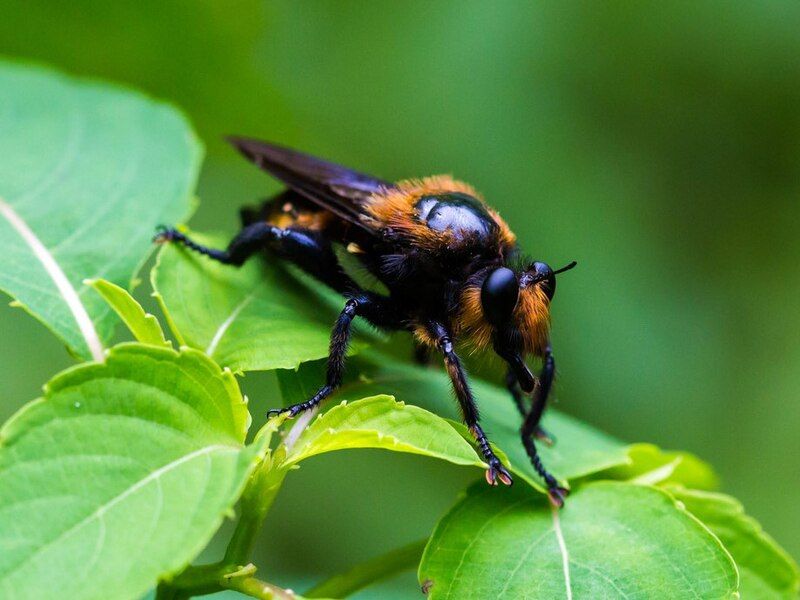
[1,0,798,591]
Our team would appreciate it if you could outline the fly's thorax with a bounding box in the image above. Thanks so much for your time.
[363,175,516,252]
[456,281,551,355]
[415,192,497,242]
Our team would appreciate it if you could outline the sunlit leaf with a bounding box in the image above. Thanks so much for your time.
[419,481,738,599]
[306,355,630,489]
[0,61,199,360]
[0,344,263,600]
[285,396,485,469]
[605,443,719,490]
[86,278,170,347]
[668,486,800,599]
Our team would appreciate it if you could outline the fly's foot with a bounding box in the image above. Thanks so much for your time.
[153,225,180,244]
[535,426,556,447]
[266,401,317,419]
[266,406,293,419]
[523,437,569,507]
[268,385,329,421]
[547,485,570,509]
[543,473,569,508]
[484,455,513,486]
[471,424,513,486]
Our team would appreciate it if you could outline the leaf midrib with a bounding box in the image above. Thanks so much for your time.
[205,289,259,356]
[0,196,104,361]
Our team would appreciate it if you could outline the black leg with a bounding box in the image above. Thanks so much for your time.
[428,321,512,486]
[519,346,567,507]
[155,224,363,295]
[268,294,400,418]
[268,297,360,418]
[154,223,281,266]
[505,368,555,446]
[505,368,527,416]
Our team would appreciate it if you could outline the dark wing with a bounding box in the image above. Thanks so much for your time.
[228,136,392,233]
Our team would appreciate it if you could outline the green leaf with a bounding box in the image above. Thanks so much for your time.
[152,232,354,372]
[419,481,738,599]
[0,61,200,361]
[668,486,800,599]
[326,355,631,489]
[284,396,485,469]
[606,443,719,490]
[86,278,170,347]
[0,344,263,600]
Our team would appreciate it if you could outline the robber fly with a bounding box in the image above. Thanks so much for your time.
[154,138,577,507]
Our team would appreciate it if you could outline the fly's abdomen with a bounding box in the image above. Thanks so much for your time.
[241,190,334,233]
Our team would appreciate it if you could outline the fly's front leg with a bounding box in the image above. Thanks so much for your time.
[498,348,555,446]
[429,322,512,486]
[505,368,528,416]
[520,345,568,507]
[504,369,555,446]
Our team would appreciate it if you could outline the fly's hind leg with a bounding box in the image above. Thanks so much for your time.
[154,223,360,294]
[154,223,282,267]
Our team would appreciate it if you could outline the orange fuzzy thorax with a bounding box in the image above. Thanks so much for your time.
[366,175,544,353]
[363,175,517,250]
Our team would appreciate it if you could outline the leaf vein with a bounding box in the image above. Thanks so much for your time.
[0,197,104,361]
[0,444,236,581]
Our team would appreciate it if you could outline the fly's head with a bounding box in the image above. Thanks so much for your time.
[457,261,576,357]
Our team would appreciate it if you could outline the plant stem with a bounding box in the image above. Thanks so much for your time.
[159,411,318,599]
[225,576,297,599]
[158,563,294,600]
[304,539,427,598]
[223,465,287,565]
[225,408,318,565]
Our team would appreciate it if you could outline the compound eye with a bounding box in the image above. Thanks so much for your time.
[530,261,556,300]
[481,267,519,326]
[541,277,556,300]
